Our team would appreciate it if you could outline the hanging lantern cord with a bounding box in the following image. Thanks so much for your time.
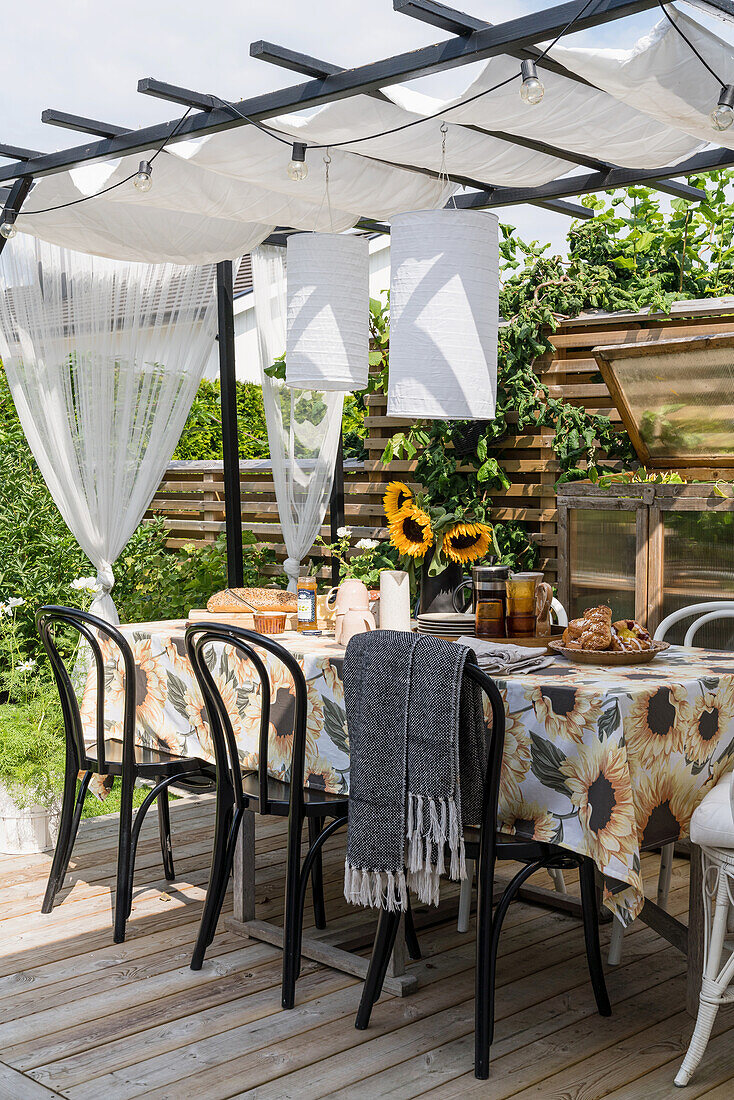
[438,122,457,210]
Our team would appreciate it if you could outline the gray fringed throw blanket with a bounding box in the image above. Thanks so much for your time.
[343,630,485,911]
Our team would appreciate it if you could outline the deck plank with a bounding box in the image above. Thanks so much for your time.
[0,794,730,1099]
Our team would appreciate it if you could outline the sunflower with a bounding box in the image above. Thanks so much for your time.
[131,637,168,732]
[389,504,433,558]
[303,754,343,795]
[684,680,734,767]
[383,481,413,523]
[499,794,558,842]
[527,685,605,745]
[267,664,322,771]
[184,684,214,759]
[485,690,531,804]
[634,765,702,849]
[561,739,637,870]
[625,684,689,770]
[443,522,492,565]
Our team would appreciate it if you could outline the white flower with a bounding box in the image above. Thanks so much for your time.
[356,538,379,550]
[71,577,100,594]
[6,597,24,608]
[17,660,36,673]
[336,526,352,538]
[0,604,8,617]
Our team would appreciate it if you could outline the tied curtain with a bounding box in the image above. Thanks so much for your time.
[252,246,344,590]
[0,236,218,621]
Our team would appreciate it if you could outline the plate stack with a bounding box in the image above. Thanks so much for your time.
[417,612,475,639]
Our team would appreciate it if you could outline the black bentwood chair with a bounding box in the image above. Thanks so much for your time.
[354,662,611,1079]
[185,623,421,1007]
[37,606,215,943]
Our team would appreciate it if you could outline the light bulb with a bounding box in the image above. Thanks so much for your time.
[711,85,734,131]
[519,59,544,106]
[0,221,17,239]
[287,142,308,182]
[133,160,153,192]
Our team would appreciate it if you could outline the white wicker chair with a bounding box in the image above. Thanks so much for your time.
[608,602,734,965]
[675,771,734,1086]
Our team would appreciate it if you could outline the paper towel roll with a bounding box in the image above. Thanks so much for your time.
[379,570,411,632]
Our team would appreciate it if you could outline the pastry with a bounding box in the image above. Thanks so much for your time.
[612,619,653,652]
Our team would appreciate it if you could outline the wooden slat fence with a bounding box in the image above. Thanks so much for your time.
[147,304,734,586]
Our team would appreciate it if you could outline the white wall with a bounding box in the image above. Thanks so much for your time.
[203,235,392,384]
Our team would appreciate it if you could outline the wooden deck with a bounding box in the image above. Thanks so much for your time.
[1,793,733,1099]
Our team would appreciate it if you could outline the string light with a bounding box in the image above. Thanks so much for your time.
[133,160,153,192]
[0,217,17,239]
[287,142,308,182]
[519,60,545,106]
[711,85,734,131]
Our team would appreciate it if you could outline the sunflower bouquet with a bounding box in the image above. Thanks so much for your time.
[384,481,492,577]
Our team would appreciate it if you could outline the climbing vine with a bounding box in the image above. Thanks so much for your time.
[378,173,734,565]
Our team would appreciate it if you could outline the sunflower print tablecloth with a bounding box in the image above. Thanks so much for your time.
[80,624,734,924]
[493,645,734,924]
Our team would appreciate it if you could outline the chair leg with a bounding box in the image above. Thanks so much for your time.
[404,896,421,960]
[474,849,497,1080]
[308,816,327,930]
[457,858,474,933]
[42,767,90,913]
[204,806,244,952]
[157,778,175,882]
[578,859,611,1017]
[282,808,306,1010]
[480,859,542,1075]
[191,791,236,971]
[113,770,136,944]
[657,842,675,907]
[550,867,567,895]
[608,916,625,966]
[676,871,733,1087]
[355,908,402,1030]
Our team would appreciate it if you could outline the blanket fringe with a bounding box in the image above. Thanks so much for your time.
[344,860,408,911]
[404,792,466,907]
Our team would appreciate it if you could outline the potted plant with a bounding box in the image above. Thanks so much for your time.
[0,597,68,853]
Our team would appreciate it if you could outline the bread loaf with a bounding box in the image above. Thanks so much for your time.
[206,588,297,613]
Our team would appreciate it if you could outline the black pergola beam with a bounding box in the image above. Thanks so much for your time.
[250,43,343,79]
[41,109,130,139]
[0,0,660,183]
[0,176,33,256]
[0,143,43,161]
[137,79,216,112]
[455,145,734,208]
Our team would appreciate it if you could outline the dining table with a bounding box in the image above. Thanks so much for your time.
[80,619,734,1007]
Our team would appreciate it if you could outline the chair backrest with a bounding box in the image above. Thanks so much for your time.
[550,597,568,628]
[461,663,507,848]
[36,605,137,774]
[654,601,734,648]
[185,622,308,815]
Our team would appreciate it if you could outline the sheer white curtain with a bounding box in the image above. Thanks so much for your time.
[0,236,218,621]
[252,246,344,590]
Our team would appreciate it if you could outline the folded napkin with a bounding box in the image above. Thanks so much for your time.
[456,636,554,676]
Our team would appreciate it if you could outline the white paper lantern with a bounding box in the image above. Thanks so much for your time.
[387,209,499,420]
[286,232,369,391]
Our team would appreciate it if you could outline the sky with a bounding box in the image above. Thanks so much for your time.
[5,1,734,256]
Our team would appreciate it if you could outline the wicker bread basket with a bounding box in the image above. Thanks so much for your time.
[206,588,297,614]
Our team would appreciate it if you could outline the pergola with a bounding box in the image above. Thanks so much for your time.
[3,0,734,587]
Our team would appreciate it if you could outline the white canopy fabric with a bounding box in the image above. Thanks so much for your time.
[11,10,734,264]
